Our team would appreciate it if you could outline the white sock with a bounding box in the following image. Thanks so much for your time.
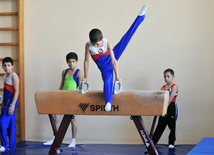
[43,136,55,145]
[105,102,112,112]
[68,138,76,147]
[0,146,5,152]
[139,4,148,16]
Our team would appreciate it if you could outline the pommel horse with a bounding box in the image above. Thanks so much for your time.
[35,82,169,155]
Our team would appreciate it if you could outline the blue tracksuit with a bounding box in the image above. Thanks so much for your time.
[0,72,18,151]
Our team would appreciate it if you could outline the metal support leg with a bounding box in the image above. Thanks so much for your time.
[131,116,159,155]
[49,115,73,155]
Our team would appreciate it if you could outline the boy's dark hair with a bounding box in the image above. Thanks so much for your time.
[89,28,103,44]
[164,68,174,76]
[2,57,13,65]
[66,52,78,62]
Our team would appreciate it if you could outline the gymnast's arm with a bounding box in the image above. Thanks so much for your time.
[8,74,19,114]
[108,40,121,83]
[59,70,65,90]
[77,70,83,90]
[83,43,90,82]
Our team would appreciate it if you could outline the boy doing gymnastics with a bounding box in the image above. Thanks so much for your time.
[83,4,148,112]
[44,52,83,150]
[152,69,178,149]
[0,57,19,152]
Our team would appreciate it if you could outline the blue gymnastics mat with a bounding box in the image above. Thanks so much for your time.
[0,141,195,155]
[187,137,214,155]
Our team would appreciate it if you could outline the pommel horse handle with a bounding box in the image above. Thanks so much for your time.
[80,81,90,94]
[113,81,122,95]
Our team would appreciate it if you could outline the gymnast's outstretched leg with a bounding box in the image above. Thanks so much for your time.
[104,4,148,112]
[113,4,148,60]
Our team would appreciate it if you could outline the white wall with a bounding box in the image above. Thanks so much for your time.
[23,0,214,144]
[0,1,19,98]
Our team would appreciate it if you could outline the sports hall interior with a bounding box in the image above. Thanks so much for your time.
[0,0,213,154]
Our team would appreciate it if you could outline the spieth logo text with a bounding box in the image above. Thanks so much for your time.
[79,103,119,112]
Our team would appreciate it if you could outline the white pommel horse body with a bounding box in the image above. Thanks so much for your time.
[35,86,169,155]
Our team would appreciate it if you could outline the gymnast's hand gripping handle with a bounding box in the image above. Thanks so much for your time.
[80,81,90,94]
[113,81,122,95]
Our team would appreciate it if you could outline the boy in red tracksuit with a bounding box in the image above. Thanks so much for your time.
[152,68,178,149]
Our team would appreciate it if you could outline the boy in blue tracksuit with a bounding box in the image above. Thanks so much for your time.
[83,4,148,111]
[0,57,19,152]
